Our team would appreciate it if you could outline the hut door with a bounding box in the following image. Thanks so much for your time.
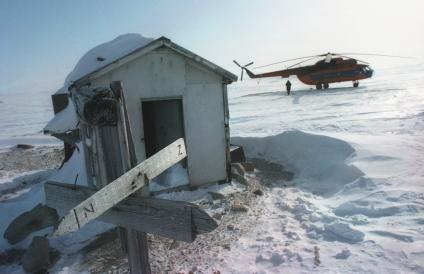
[142,99,185,158]
[142,98,188,190]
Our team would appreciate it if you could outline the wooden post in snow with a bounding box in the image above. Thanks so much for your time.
[106,81,150,274]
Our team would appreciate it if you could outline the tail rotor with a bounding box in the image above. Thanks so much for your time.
[233,60,254,81]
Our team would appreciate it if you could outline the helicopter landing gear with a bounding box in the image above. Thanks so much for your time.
[316,83,323,90]
[353,80,359,88]
[323,83,329,89]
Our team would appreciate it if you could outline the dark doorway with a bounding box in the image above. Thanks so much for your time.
[142,98,188,191]
[142,99,185,158]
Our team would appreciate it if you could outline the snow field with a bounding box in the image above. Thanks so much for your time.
[0,64,423,273]
[211,65,424,273]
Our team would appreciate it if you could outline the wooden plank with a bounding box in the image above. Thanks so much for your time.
[45,182,217,242]
[53,138,187,237]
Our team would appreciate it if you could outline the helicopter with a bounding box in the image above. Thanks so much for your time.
[234,52,407,90]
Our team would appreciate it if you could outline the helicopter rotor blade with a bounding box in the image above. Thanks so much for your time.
[336,55,370,64]
[233,60,242,68]
[253,55,322,69]
[245,62,254,67]
[335,53,415,59]
[286,56,320,69]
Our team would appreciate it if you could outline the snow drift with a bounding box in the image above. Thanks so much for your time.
[232,130,363,196]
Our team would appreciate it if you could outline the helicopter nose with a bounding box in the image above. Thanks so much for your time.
[365,67,374,78]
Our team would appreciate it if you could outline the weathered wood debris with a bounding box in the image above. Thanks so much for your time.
[51,138,188,237]
[45,181,217,242]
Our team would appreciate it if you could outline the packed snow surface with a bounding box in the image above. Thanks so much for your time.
[211,64,424,273]
[0,87,59,150]
[150,162,189,192]
[63,33,153,89]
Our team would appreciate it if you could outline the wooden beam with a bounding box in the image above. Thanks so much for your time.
[45,182,217,242]
[52,138,187,237]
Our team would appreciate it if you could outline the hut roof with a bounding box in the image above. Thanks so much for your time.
[57,34,237,93]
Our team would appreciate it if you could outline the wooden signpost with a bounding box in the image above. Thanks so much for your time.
[45,181,217,242]
[46,138,217,272]
[52,138,187,237]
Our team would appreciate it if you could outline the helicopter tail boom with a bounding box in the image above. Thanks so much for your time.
[233,60,295,80]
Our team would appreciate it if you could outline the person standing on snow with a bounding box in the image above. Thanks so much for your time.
[286,80,292,95]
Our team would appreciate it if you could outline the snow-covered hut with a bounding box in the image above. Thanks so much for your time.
[44,34,237,190]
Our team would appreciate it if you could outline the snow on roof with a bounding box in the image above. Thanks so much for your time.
[63,33,154,90]
[43,102,78,134]
[56,34,236,93]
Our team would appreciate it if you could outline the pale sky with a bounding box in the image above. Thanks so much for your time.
[1,0,423,93]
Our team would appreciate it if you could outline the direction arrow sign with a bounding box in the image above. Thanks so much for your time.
[53,138,187,237]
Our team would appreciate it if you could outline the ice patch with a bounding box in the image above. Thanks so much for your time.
[334,200,418,218]
[340,176,376,193]
[356,155,399,162]
[323,222,365,243]
[370,230,414,243]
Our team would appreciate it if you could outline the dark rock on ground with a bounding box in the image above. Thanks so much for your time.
[335,249,351,259]
[253,189,264,196]
[22,236,50,273]
[222,243,231,250]
[15,144,34,150]
[0,248,25,266]
[4,204,59,245]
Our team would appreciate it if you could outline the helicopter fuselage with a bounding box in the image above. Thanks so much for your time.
[244,57,374,86]
[296,58,373,85]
